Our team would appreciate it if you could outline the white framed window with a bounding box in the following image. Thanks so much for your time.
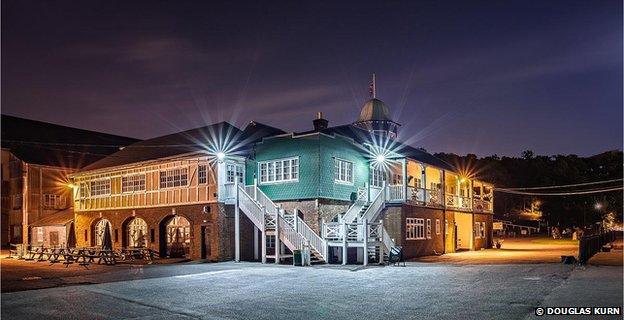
[406,218,425,240]
[122,174,146,193]
[159,168,188,189]
[426,219,432,239]
[79,182,88,198]
[370,165,385,187]
[334,158,354,184]
[226,163,244,184]
[43,194,65,208]
[436,219,441,235]
[90,179,111,197]
[198,165,208,184]
[258,157,299,185]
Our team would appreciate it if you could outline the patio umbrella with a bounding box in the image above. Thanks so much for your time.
[102,223,113,250]
[67,224,77,248]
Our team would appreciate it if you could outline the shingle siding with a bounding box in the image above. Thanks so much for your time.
[248,133,369,202]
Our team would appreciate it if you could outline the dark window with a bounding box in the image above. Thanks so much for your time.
[84,229,88,241]
[114,229,119,242]
[150,228,155,243]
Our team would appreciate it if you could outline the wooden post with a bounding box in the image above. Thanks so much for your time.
[293,210,298,233]
[234,180,240,262]
[363,219,368,266]
[422,164,427,203]
[342,221,348,265]
[274,209,280,264]
[401,158,407,202]
[261,207,267,264]
[379,219,385,264]
[253,178,258,201]
[253,226,259,261]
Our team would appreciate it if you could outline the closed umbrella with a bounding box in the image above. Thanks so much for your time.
[67,223,77,248]
[102,223,113,251]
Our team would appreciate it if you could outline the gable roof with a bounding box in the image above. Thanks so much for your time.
[80,121,285,172]
[1,115,140,169]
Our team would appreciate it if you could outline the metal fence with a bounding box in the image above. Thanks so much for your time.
[578,230,617,265]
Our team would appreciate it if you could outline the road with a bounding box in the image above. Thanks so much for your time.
[2,261,622,320]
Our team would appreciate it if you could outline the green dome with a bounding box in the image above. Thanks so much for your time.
[356,98,392,122]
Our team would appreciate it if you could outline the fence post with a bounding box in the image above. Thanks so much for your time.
[363,219,368,266]
[342,221,347,265]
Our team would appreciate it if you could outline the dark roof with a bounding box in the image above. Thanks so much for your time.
[1,115,140,169]
[30,209,73,227]
[317,124,457,172]
[81,121,284,172]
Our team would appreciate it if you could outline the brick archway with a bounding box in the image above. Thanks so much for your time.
[159,214,192,258]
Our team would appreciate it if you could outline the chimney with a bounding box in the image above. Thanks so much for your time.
[313,112,328,132]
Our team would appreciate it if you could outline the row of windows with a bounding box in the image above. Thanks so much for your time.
[122,174,146,193]
[406,218,441,240]
[259,157,299,184]
[80,165,211,198]
[43,194,66,208]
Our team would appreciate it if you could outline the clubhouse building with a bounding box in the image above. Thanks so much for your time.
[66,96,494,264]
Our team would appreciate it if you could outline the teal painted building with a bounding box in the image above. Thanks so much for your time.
[246,132,370,203]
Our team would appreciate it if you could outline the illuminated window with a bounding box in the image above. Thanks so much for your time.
[122,174,146,193]
[127,217,148,248]
[43,194,65,208]
[258,157,298,185]
[334,158,353,184]
[436,219,441,235]
[90,179,111,196]
[159,168,188,188]
[94,219,111,246]
[370,166,385,187]
[226,163,244,184]
[198,165,207,184]
[426,219,432,239]
[79,182,88,198]
[406,218,425,240]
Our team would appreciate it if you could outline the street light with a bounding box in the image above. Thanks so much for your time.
[216,152,225,162]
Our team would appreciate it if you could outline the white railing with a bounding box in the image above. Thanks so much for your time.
[237,185,264,228]
[381,225,395,252]
[341,187,369,223]
[407,186,425,203]
[386,184,404,202]
[278,214,305,251]
[472,198,492,212]
[368,222,382,242]
[244,185,256,199]
[360,184,386,222]
[296,217,327,260]
[445,194,472,210]
[322,222,343,241]
[256,187,279,216]
[282,212,295,226]
[265,213,276,230]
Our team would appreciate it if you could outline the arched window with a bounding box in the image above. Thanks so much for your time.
[127,218,148,248]
[166,216,191,257]
[94,219,111,246]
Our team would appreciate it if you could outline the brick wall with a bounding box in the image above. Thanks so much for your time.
[74,203,253,261]
[384,205,445,259]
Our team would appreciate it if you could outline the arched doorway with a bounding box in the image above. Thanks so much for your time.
[159,215,191,258]
[92,219,111,247]
[125,217,148,248]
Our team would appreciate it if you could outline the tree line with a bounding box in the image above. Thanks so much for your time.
[433,150,623,228]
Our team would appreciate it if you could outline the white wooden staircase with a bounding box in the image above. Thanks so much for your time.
[234,182,327,264]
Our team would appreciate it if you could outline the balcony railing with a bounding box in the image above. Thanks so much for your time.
[386,184,404,202]
[407,187,444,208]
[472,198,493,212]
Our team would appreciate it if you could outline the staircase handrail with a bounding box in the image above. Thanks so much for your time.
[255,186,279,216]
[297,217,327,260]
[381,224,395,252]
[359,183,387,222]
[237,185,265,229]
[278,214,305,251]
[341,187,369,223]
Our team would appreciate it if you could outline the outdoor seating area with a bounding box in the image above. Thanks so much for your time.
[7,244,157,268]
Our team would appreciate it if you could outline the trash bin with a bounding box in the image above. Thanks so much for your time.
[293,250,302,266]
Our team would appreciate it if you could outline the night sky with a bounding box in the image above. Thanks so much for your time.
[2,1,622,157]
